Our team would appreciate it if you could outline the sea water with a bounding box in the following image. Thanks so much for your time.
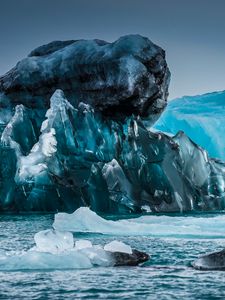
[1,213,225,299]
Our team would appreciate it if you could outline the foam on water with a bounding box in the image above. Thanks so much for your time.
[53,207,225,238]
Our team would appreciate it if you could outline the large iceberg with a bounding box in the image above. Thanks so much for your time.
[0,89,225,213]
[0,35,224,213]
[154,91,225,161]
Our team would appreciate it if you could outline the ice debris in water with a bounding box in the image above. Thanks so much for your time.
[0,89,225,213]
[104,241,132,254]
[0,226,144,270]
[154,90,225,161]
[34,229,74,254]
[54,207,225,238]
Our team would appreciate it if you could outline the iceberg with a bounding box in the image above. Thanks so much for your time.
[34,229,74,254]
[0,35,224,213]
[0,89,225,213]
[53,207,225,238]
[104,241,132,254]
[154,91,225,161]
[0,227,149,271]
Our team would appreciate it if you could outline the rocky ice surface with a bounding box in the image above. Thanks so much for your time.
[154,90,225,161]
[0,228,149,271]
[0,35,224,213]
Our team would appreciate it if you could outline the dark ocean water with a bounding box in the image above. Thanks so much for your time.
[0,214,225,300]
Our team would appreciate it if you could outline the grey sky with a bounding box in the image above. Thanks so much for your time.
[0,0,225,99]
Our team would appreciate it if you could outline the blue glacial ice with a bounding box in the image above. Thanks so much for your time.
[154,91,225,161]
[0,89,225,213]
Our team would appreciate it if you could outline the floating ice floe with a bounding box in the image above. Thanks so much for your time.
[104,241,132,254]
[34,229,74,254]
[0,229,148,271]
[54,207,225,239]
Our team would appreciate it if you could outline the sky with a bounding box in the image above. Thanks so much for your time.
[0,0,225,99]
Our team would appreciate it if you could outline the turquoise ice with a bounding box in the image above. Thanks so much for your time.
[154,91,225,161]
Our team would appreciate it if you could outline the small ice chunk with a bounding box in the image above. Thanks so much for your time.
[75,240,93,250]
[81,248,112,266]
[141,205,151,212]
[104,240,132,254]
[34,229,74,254]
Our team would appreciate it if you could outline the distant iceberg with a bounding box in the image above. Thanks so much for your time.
[154,91,225,161]
[53,207,225,238]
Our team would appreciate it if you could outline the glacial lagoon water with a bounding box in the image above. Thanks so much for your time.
[1,212,225,299]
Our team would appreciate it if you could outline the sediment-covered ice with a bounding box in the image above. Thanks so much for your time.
[54,207,225,238]
[192,248,225,270]
[0,35,170,122]
[0,35,224,214]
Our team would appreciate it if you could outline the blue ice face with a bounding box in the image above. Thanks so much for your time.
[154,91,225,161]
[0,89,224,213]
